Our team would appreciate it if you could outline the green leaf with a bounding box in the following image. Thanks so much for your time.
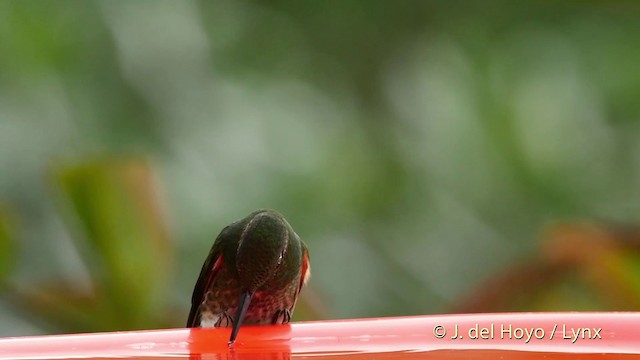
[0,207,16,286]
[54,159,172,329]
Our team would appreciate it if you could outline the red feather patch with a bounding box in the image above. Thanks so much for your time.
[298,248,310,295]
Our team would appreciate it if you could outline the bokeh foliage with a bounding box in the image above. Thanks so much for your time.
[2,161,174,333]
[1,0,640,335]
[55,160,172,330]
[0,209,15,286]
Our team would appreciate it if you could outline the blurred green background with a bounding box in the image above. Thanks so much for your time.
[1,0,640,336]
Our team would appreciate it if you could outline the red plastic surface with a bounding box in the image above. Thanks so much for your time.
[0,313,639,359]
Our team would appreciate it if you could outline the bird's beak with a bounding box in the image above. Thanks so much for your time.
[228,291,252,345]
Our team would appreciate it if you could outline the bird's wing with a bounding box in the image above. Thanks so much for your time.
[297,242,311,296]
[186,234,226,327]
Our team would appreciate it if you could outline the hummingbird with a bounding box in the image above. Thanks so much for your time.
[187,209,310,345]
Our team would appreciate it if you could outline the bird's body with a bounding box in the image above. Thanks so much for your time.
[187,209,310,344]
